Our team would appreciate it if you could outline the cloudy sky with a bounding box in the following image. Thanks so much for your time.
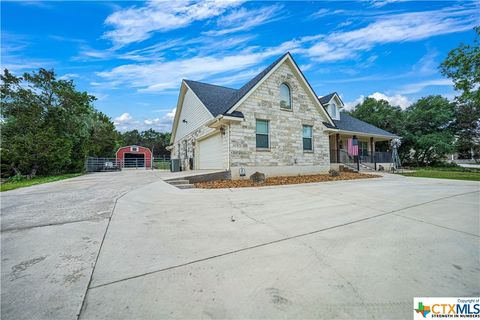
[2,0,479,131]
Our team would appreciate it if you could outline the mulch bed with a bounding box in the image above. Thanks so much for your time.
[194,172,380,189]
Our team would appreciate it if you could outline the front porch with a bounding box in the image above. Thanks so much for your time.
[328,132,393,171]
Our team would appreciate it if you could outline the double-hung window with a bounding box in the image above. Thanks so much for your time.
[256,119,269,149]
[303,125,313,151]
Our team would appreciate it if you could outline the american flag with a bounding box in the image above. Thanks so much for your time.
[348,138,358,156]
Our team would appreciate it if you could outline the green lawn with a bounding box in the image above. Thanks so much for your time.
[0,173,83,192]
[401,167,480,181]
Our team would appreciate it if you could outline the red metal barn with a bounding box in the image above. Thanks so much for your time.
[116,145,152,169]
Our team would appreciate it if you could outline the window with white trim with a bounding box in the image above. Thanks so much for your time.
[303,125,313,151]
[256,119,269,149]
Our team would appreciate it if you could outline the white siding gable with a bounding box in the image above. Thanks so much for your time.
[173,88,213,143]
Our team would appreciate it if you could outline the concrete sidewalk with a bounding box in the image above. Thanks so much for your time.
[80,174,479,319]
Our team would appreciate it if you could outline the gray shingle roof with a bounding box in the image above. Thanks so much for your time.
[333,112,398,137]
[184,53,396,138]
[184,53,289,117]
[319,92,336,105]
[183,80,237,117]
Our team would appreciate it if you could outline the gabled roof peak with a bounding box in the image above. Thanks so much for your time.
[319,92,341,106]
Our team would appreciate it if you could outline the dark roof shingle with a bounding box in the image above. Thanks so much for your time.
[184,53,289,117]
[184,53,397,138]
[183,80,237,117]
[319,92,336,105]
[333,113,398,137]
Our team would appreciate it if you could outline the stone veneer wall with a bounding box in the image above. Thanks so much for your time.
[229,61,331,178]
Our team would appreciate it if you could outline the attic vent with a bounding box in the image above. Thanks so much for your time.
[131,146,139,152]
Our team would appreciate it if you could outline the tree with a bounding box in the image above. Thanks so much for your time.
[347,97,404,135]
[1,68,120,177]
[347,97,405,152]
[440,26,480,105]
[88,112,121,158]
[440,26,480,161]
[403,95,455,165]
[119,129,171,157]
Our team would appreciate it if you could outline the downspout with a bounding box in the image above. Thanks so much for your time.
[227,124,231,171]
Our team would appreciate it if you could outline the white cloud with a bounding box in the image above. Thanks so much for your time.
[166,108,176,121]
[369,0,403,8]
[114,109,176,132]
[343,92,412,110]
[94,5,476,95]
[343,95,366,110]
[58,73,80,80]
[304,6,479,62]
[399,79,453,94]
[115,112,132,123]
[369,92,412,108]
[1,33,54,73]
[308,8,330,20]
[204,5,283,36]
[96,44,295,92]
[103,0,244,47]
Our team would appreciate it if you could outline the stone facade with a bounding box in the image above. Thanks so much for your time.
[229,61,331,178]
[171,59,332,177]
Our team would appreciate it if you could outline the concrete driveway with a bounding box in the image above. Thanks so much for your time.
[1,171,479,319]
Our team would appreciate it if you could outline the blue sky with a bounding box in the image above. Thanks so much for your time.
[2,0,479,132]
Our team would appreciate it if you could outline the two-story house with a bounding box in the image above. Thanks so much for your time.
[170,52,397,178]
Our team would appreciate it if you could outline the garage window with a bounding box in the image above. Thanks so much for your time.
[303,125,313,151]
[256,119,269,149]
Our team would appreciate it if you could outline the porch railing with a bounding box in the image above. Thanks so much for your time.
[330,149,392,169]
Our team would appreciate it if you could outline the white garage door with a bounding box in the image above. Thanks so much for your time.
[198,133,224,169]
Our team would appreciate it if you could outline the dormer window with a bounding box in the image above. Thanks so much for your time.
[280,83,291,109]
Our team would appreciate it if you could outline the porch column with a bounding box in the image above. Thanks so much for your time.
[336,134,340,163]
[370,137,375,170]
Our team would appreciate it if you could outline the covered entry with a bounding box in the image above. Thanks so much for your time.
[197,133,224,169]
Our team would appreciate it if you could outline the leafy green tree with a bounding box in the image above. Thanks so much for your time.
[119,129,171,157]
[347,97,405,152]
[1,68,120,177]
[347,97,404,134]
[403,95,455,165]
[89,112,121,158]
[440,26,480,104]
[440,27,480,161]
[121,129,142,146]
[452,102,480,160]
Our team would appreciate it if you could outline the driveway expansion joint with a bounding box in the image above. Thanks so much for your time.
[88,189,478,291]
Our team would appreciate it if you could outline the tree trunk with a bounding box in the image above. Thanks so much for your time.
[12,167,22,176]
[28,165,38,179]
[420,148,431,166]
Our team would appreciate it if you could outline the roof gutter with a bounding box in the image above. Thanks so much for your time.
[206,114,243,128]
[336,129,400,140]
